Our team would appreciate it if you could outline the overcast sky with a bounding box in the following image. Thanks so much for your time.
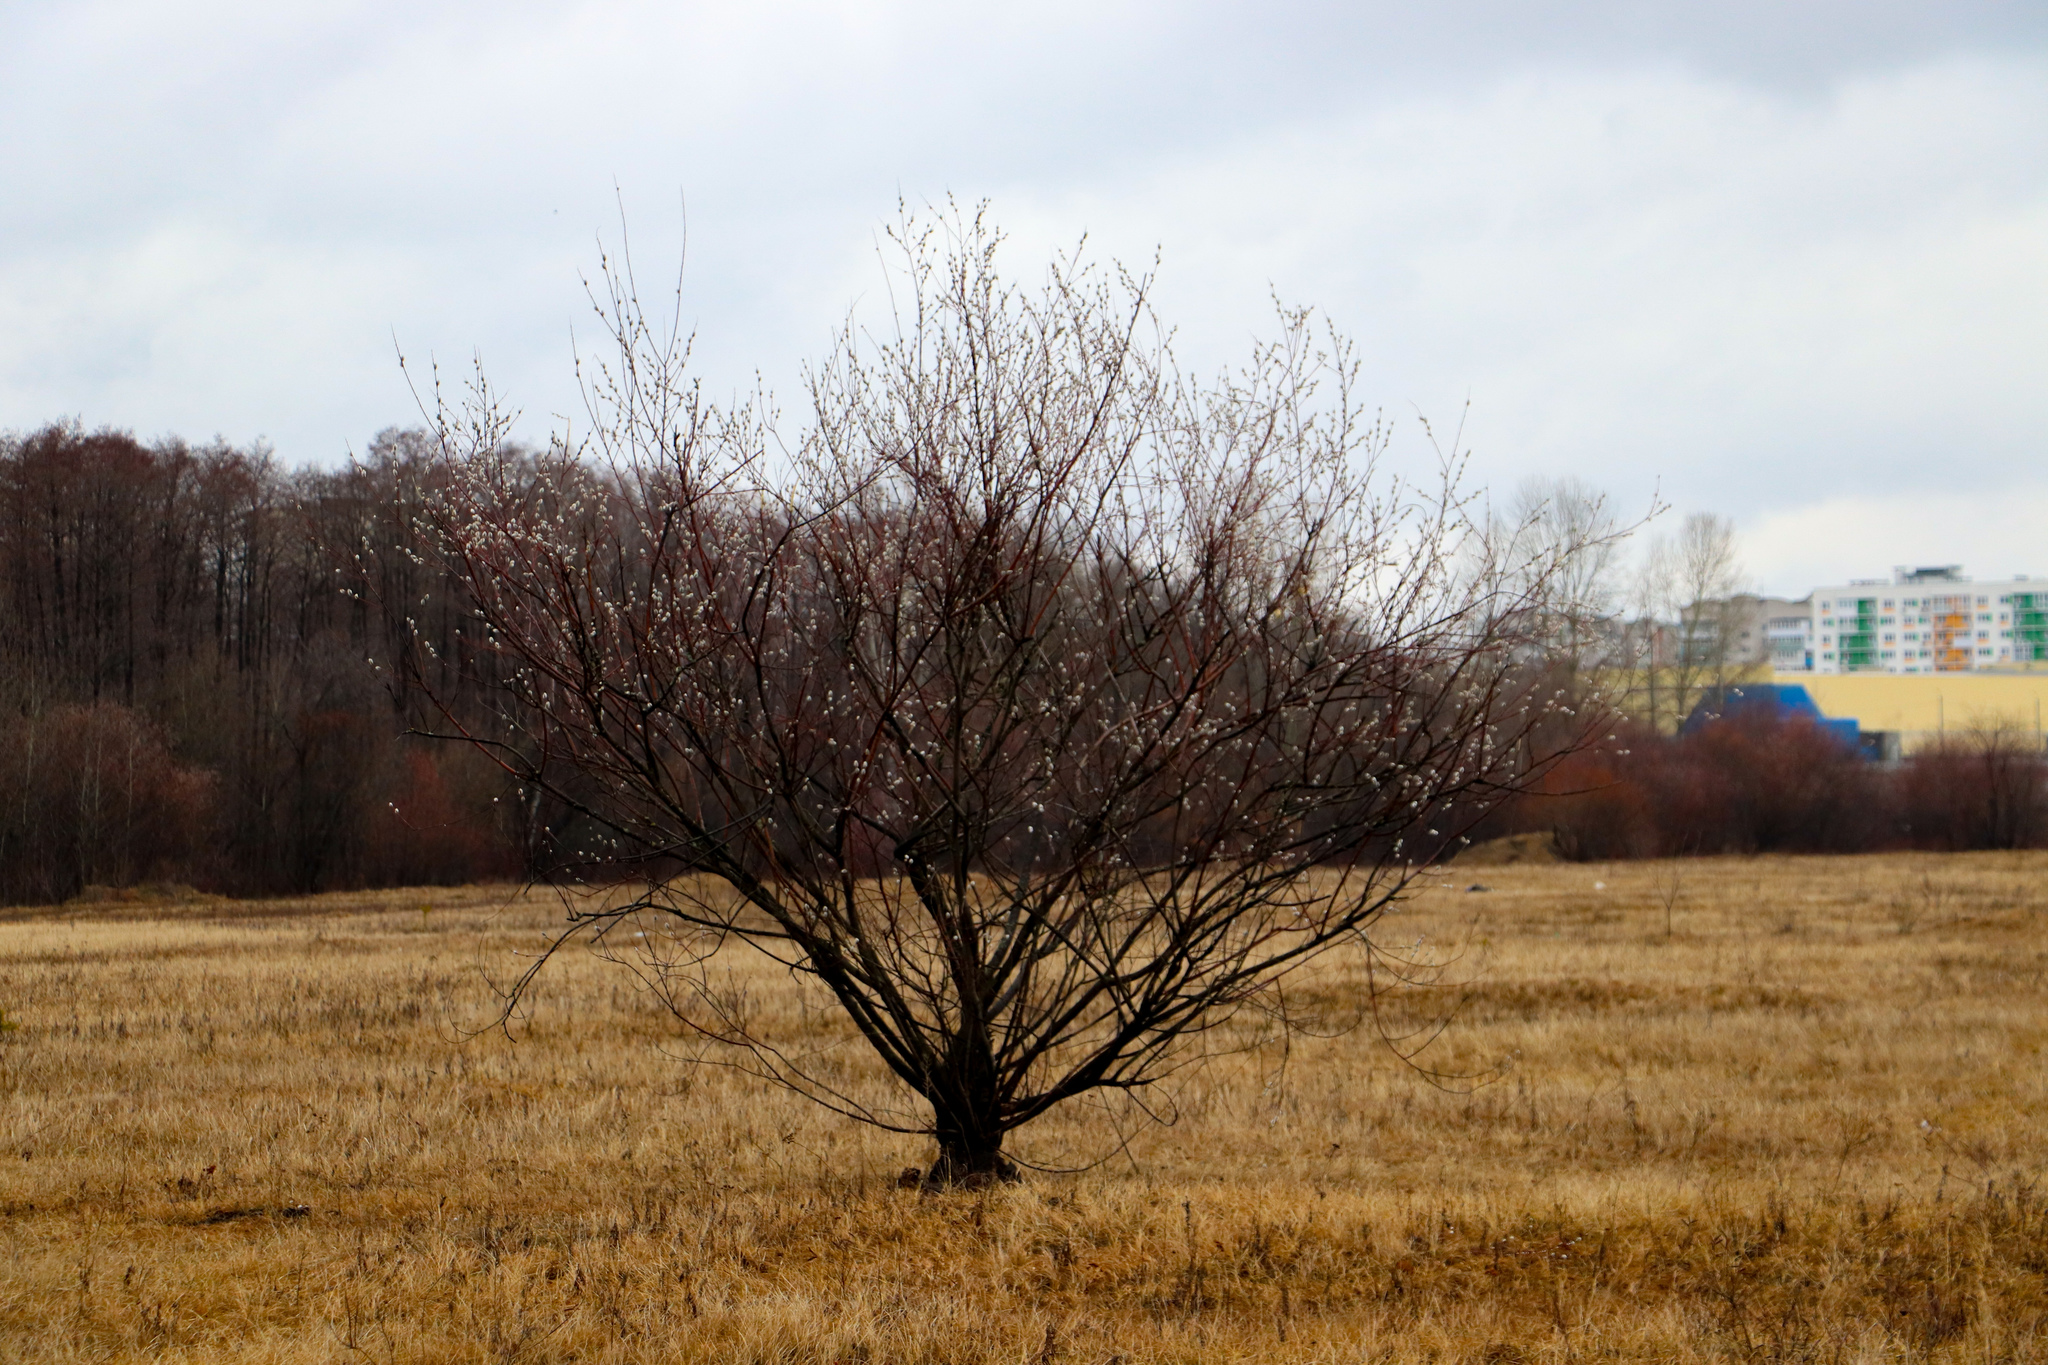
[4,1,2043,595]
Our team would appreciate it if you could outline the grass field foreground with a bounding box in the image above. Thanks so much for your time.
[1,852,2045,1362]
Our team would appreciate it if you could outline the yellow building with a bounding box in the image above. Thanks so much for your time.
[1777,671,2048,752]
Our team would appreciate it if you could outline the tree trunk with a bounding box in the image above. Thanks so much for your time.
[926,1121,1019,1189]
[933,1137,1019,1186]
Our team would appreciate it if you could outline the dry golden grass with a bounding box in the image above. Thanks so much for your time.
[2,853,2046,1362]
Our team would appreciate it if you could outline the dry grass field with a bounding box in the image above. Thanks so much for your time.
[2,852,2046,1363]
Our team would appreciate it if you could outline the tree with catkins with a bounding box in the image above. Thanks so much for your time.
[412,205,1621,1184]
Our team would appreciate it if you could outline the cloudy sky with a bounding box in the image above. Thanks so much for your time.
[3,1,2043,595]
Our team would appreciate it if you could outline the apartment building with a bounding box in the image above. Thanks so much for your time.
[1723,594,1813,669]
[1781,566,2048,675]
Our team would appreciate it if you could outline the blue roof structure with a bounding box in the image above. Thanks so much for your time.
[1681,683,1863,753]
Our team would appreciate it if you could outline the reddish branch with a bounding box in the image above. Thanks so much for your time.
[417,207,1613,1182]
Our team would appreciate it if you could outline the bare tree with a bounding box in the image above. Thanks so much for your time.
[1501,475,1634,693]
[1629,512,1742,732]
[416,207,1618,1184]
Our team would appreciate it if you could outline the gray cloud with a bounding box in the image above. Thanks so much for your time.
[2,1,2043,593]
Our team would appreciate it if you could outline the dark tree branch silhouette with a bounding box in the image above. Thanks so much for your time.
[415,205,1619,1183]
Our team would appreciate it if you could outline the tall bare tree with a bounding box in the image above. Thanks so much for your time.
[416,207,1617,1182]
[1500,475,1634,693]
[1629,512,1742,732]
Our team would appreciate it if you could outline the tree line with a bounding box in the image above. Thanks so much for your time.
[0,421,530,902]
[1,416,2034,909]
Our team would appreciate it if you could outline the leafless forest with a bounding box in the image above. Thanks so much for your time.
[0,420,2036,915]
[0,421,529,901]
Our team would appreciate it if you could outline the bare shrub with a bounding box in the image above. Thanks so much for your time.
[1537,711,1885,860]
[1899,721,2048,851]
[413,206,1617,1180]
[0,702,212,903]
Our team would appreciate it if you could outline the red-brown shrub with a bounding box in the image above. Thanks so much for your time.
[0,702,213,903]
[362,747,524,888]
[1517,713,2045,861]
[1529,711,1885,859]
[1897,726,2047,850]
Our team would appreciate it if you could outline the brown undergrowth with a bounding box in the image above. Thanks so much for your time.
[1,852,2045,1361]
